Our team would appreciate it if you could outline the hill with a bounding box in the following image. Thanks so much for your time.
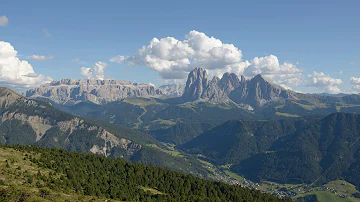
[231,113,360,187]
[0,145,290,202]
[180,113,360,188]
[179,117,318,165]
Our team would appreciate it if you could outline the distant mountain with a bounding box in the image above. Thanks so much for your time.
[0,87,209,176]
[159,83,184,97]
[180,67,295,107]
[232,113,360,186]
[23,79,165,105]
[181,67,360,109]
[179,117,319,165]
[24,68,360,111]
[180,112,360,187]
[314,93,352,97]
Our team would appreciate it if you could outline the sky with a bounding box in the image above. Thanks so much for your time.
[0,0,359,93]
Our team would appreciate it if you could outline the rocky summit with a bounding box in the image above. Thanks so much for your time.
[181,67,293,107]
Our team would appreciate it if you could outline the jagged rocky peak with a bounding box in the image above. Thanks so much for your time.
[219,72,241,93]
[23,79,164,105]
[182,67,210,101]
[243,74,293,106]
[181,67,298,107]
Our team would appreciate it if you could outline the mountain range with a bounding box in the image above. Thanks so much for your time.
[2,67,360,201]
[0,87,210,177]
[24,67,360,111]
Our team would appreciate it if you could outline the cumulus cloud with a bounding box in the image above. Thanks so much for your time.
[110,30,250,80]
[111,30,358,93]
[350,77,360,85]
[350,77,360,92]
[307,72,343,94]
[0,41,52,91]
[244,55,303,87]
[29,55,54,61]
[80,67,93,78]
[80,61,108,80]
[0,16,8,26]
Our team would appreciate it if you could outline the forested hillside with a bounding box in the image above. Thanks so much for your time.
[232,113,360,187]
[0,145,290,202]
[180,112,360,189]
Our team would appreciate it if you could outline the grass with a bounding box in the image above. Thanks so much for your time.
[0,147,120,202]
[152,118,176,126]
[178,103,196,112]
[146,144,184,157]
[122,97,159,108]
[291,102,316,110]
[140,187,164,195]
[275,112,300,118]
[325,180,358,197]
[274,104,285,109]
[224,170,244,181]
[168,150,182,157]
[294,191,358,202]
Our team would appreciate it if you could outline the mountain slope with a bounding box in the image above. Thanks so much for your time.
[0,145,289,202]
[231,113,360,186]
[0,87,209,177]
[179,117,317,165]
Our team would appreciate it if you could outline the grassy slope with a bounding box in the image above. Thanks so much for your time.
[0,147,120,202]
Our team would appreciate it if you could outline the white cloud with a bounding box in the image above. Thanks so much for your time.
[80,67,93,78]
[109,55,125,63]
[244,55,303,87]
[110,30,304,90]
[80,61,108,80]
[350,77,360,85]
[29,55,54,61]
[0,41,52,91]
[307,71,343,94]
[0,16,8,26]
[350,77,360,92]
[110,30,249,80]
[339,70,343,75]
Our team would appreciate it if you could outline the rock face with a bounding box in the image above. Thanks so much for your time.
[182,67,210,101]
[23,79,164,105]
[159,83,184,97]
[181,67,293,107]
[229,74,294,107]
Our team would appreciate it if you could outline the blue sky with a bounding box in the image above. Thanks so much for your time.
[0,0,359,93]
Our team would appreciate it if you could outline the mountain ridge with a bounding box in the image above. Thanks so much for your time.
[23,68,360,110]
[0,87,210,176]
